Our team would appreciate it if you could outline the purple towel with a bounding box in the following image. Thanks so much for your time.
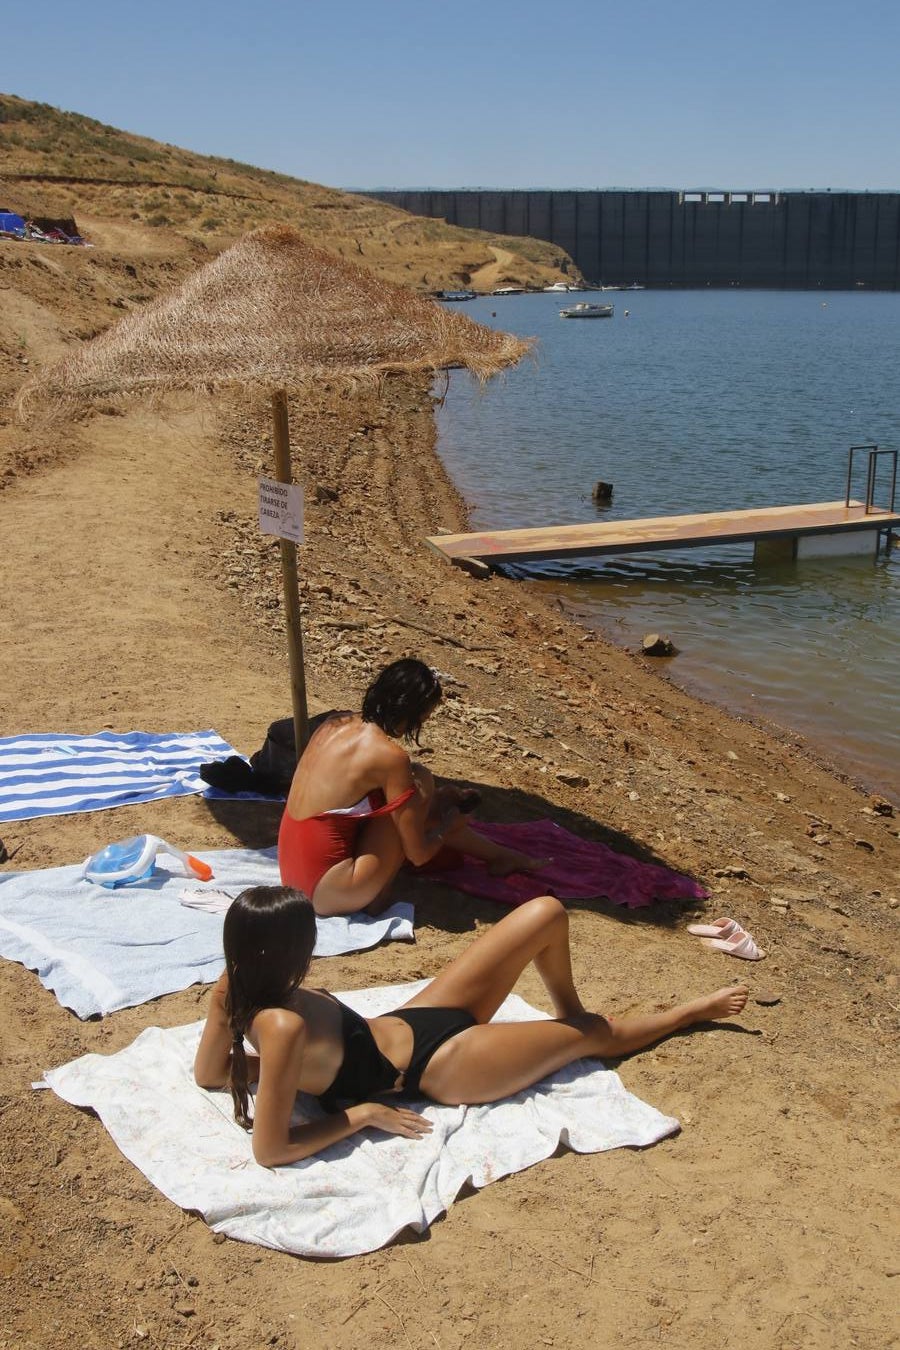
[423,819,708,909]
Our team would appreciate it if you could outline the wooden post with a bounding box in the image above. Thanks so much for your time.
[271,389,309,755]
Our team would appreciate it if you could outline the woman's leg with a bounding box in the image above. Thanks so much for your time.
[427,778,549,876]
[400,895,585,1022]
[421,986,750,1105]
[311,763,438,917]
[442,815,550,877]
[311,814,407,916]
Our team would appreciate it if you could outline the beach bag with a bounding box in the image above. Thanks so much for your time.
[199,712,338,796]
[249,717,298,794]
[198,717,297,796]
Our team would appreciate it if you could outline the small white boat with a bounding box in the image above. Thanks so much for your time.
[543,281,573,292]
[492,285,525,295]
[560,302,614,319]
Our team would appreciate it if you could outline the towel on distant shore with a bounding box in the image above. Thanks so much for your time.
[0,730,267,823]
[44,982,679,1258]
[423,819,708,908]
[0,847,413,1018]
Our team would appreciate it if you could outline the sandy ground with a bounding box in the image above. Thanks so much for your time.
[1,367,898,1350]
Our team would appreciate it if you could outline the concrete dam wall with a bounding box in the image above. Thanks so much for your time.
[368,190,900,290]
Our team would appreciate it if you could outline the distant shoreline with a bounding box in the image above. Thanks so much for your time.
[370,187,900,292]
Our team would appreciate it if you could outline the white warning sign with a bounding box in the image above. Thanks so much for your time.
[258,476,304,544]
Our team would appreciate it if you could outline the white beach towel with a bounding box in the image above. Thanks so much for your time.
[0,848,413,1018]
[0,730,269,822]
[45,983,680,1258]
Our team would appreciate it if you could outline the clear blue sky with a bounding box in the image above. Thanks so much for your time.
[4,0,899,191]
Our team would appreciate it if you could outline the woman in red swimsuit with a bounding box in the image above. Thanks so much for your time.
[279,659,544,915]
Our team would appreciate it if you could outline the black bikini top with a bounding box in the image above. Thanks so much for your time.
[316,998,401,1112]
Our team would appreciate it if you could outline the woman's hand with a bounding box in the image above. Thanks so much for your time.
[252,1099,433,1166]
[193,972,234,1089]
[209,969,230,1011]
[362,1102,434,1139]
[424,801,460,851]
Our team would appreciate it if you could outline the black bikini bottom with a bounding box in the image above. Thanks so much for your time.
[316,1000,477,1111]
[389,1006,478,1096]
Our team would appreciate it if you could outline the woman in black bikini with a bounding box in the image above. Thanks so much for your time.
[194,886,749,1167]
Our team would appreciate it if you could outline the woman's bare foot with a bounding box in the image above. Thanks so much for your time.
[487,849,552,877]
[693,985,750,1022]
[434,784,481,813]
[455,789,482,814]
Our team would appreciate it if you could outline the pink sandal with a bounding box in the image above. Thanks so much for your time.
[687,916,744,940]
[701,930,766,961]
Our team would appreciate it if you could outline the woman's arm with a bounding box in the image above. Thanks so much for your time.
[250,1008,432,1167]
[377,744,457,867]
[194,972,236,1088]
[391,801,457,868]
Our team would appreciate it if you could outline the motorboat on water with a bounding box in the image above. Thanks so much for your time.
[543,281,575,292]
[436,289,478,301]
[560,301,614,318]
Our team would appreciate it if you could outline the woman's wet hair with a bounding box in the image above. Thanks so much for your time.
[361,658,442,743]
[223,885,317,1129]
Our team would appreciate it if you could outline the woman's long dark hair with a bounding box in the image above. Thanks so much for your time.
[223,886,317,1129]
[361,658,442,743]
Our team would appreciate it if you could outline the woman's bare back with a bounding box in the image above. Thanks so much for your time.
[286,715,409,820]
[245,987,345,1098]
[246,986,416,1098]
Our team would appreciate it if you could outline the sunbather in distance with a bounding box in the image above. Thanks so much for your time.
[278,658,545,915]
[194,885,750,1166]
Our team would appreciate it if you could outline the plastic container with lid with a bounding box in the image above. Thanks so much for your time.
[82,834,214,889]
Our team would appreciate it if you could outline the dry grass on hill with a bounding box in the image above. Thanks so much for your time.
[0,93,579,293]
[0,92,568,486]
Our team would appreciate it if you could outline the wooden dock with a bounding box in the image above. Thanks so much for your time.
[427,500,900,569]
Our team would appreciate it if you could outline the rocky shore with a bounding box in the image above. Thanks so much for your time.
[1,374,898,1350]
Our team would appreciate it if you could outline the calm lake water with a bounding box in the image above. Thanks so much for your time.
[435,290,900,796]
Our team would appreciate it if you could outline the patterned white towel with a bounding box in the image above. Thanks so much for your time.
[45,983,680,1258]
[0,848,413,1018]
[0,729,257,822]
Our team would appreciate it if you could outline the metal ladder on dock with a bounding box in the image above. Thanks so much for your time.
[846,445,898,555]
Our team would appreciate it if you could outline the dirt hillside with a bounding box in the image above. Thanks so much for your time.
[0,93,579,295]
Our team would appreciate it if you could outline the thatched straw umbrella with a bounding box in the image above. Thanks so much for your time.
[18,225,531,750]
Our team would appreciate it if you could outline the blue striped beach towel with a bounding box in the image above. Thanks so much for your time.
[0,730,246,823]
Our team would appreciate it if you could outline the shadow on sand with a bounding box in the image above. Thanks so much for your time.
[202,775,708,937]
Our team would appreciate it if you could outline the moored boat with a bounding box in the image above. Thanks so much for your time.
[560,301,614,319]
